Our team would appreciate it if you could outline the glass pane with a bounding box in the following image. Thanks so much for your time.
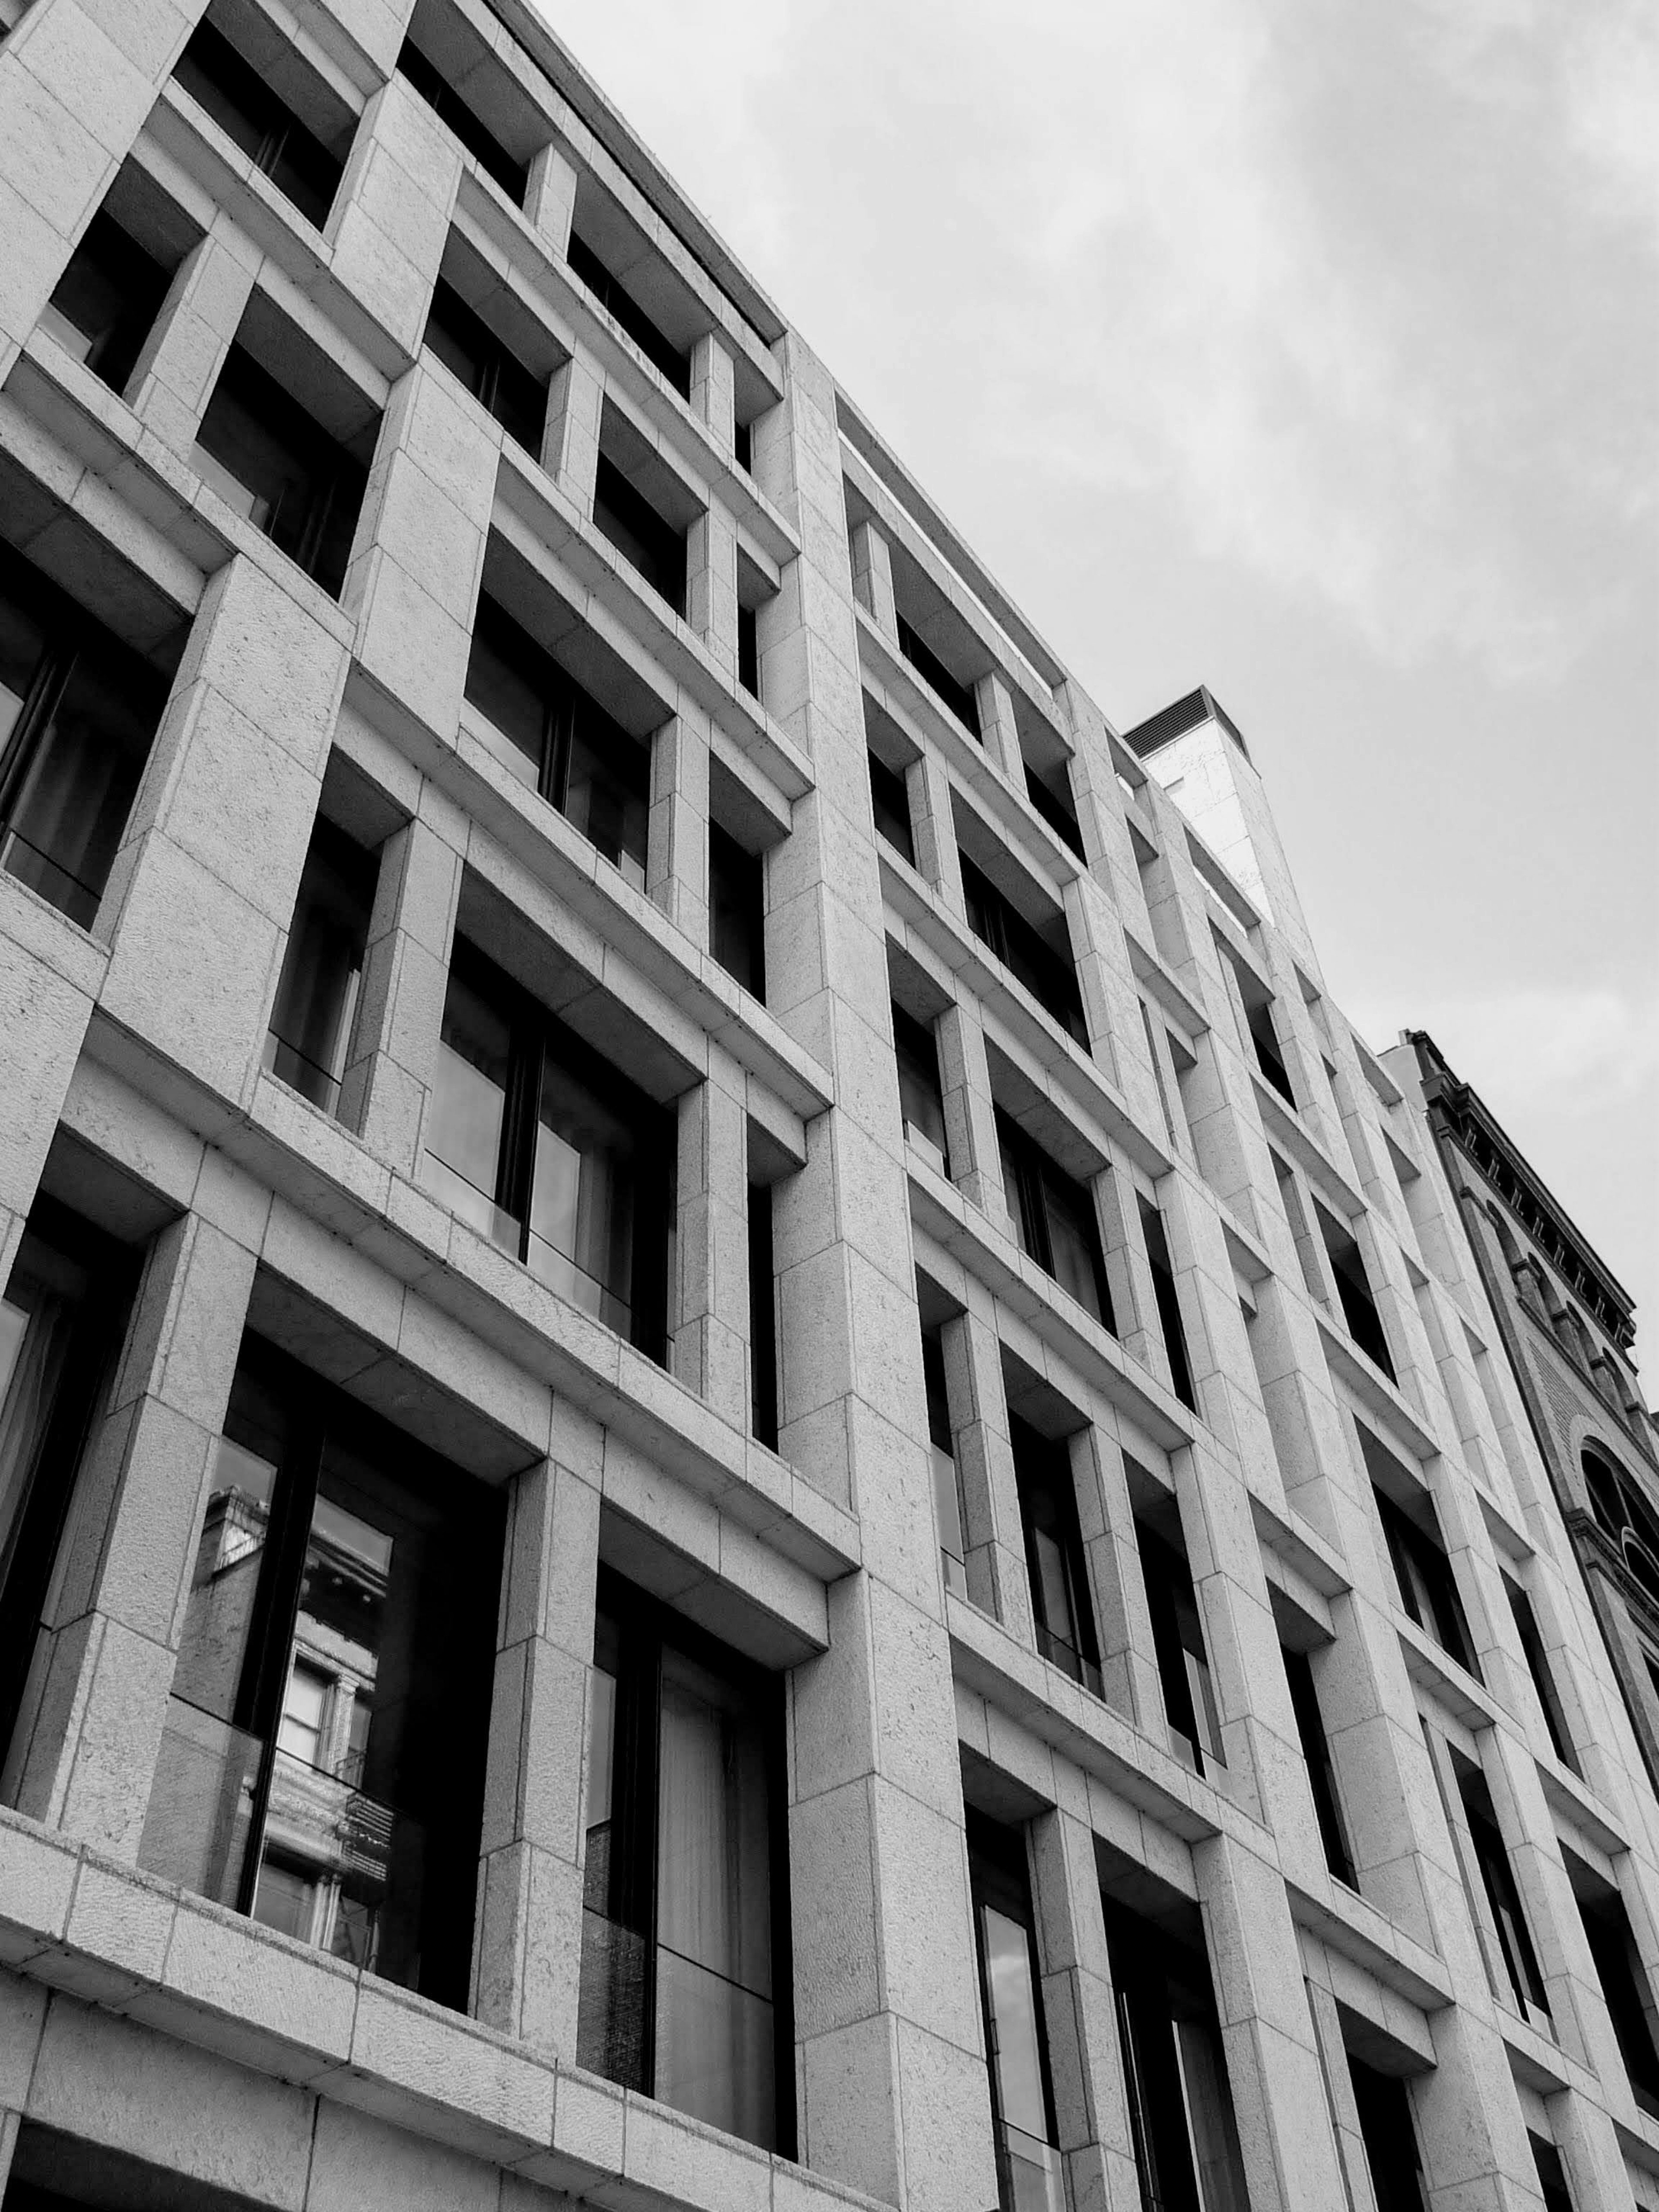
[0,585,45,752]
[1002,2123,1067,2212]
[1032,1523,1077,1657]
[563,711,648,890]
[982,1903,1049,2141]
[530,1054,636,1333]
[139,1699,264,1906]
[2,650,155,926]
[578,1905,648,2092]
[0,1274,75,1574]
[933,1444,966,1586]
[265,827,375,1112]
[654,1944,776,2149]
[583,1661,617,1911]
[1173,2013,1251,2212]
[425,976,514,1241]
[464,617,547,782]
[252,1743,416,1975]
[1044,1184,1103,1324]
[169,1435,280,1724]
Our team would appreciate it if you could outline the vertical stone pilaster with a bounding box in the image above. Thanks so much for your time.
[544,349,604,520]
[935,998,1004,1218]
[1079,1429,1163,1730]
[1028,1807,1138,2211]
[0,904,102,1288]
[124,225,258,453]
[326,72,460,356]
[525,140,578,258]
[645,706,711,945]
[687,501,739,674]
[690,331,736,458]
[948,1300,1032,1642]
[909,751,963,912]
[672,1048,750,1429]
[849,518,897,640]
[973,670,1020,783]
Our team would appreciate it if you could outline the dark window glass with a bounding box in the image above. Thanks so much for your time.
[921,1324,967,1597]
[748,1182,777,1450]
[1282,1644,1356,1887]
[174,21,346,228]
[967,1815,1065,2212]
[894,610,978,737]
[1024,761,1084,858]
[1571,1863,1659,2115]
[1013,1418,1101,1695]
[1503,1574,1577,1773]
[1138,1196,1196,1411]
[137,1338,503,2009]
[464,596,650,889]
[1136,1518,1224,1775]
[868,749,914,864]
[1374,1485,1479,1677]
[423,942,672,1359]
[893,1003,948,1175]
[423,277,548,454]
[194,344,369,599]
[0,1202,137,1786]
[1456,1763,1549,2018]
[1529,2134,1574,2212]
[38,210,172,394]
[593,453,688,617]
[567,232,691,397]
[733,417,753,473]
[1107,1898,1249,2212]
[264,817,376,1115]
[737,604,759,699]
[396,38,527,203]
[962,854,1089,1050]
[996,1109,1114,1331]
[0,542,167,927]
[1246,997,1294,1103]
[1316,1201,1395,1380]
[1347,2056,1427,2212]
[580,1576,792,2154]
[710,824,765,1000]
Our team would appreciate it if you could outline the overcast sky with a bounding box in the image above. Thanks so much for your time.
[535,0,1659,1348]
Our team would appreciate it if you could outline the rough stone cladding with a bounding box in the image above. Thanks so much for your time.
[0,3,1656,2211]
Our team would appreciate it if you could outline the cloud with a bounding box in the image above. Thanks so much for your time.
[1355,985,1659,1115]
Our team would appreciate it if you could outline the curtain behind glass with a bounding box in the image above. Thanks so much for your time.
[1,653,151,926]
[0,1276,72,1583]
[425,973,514,1243]
[654,1645,774,2146]
[531,1055,636,1330]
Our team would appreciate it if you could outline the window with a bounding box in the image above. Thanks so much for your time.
[38,210,172,394]
[1583,1446,1659,1609]
[464,595,650,890]
[174,20,347,228]
[1454,1759,1549,2021]
[893,1004,948,1176]
[580,1574,791,2153]
[137,1338,503,2009]
[1138,1196,1196,1412]
[737,604,759,699]
[1107,1898,1249,2212]
[1529,2134,1574,2212]
[894,610,978,736]
[1566,1851,1659,2117]
[1282,1643,1356,1887]
[748,1182,778,1449]
[0,541,168,928]
[567,232,691,398]
[867,749,915,864]
[1136,1513,1224,1774]
[264,817,376,1115]
[193,345,369,599]
[397,38,527,204]
[710,824,765,999]
[423,277,547,454]
[961,855,1088,1049]
[594,453,688,616]
[423,941,672,1357]
[1503,1573,1577,1773]
[921,1325,967,1597]
[1013,1417,1101,1694]
[1372,1478,1479,1677]
[996,1110,1114,1330]
[1346,2056,1427,2212]
[1024,760,1084,858]
[967,1815,1065,2212]
[1223,947,1294,1106]
[0,1201,137,1786]
[1316,1201,1395,1380]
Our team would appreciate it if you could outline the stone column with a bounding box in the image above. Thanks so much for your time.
[849,518,898,639]
[543,348,604,520]
[759,332,998,2211]
[672,1045,750,1429]
[645,706,711,946]
[1077,1430,1164,1730]
[327,72,462,356]
[935,999,1004,1218]
[972,670,1020,783]
[96,556,351,1109]
[2,1210,257,1856]
[690,331,736,458]
[338,801,466,1178]
[472,1452,601,2059]
[0,893,103,1289]
[525,140,578,259]
[947,1300,1032,1641]
[687,501,739,674]
[909,751,963,912]
[124,225,258,452]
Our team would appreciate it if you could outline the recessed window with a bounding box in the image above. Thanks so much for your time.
[1220,941,1295,1106]
[1454,1756,1549,2023]
[464,594,650,889]
[1138,1195,1196,1411]
[996,1109,1113,1331]
[397,37,527,204]
[1316,1200,1395,1380]
[895,610,978,737]
[1346,2055,1427,2212]
[1371,1475,1480,1678]
[1565,1850,1659,2117]
[1529,2133,1574,2212]
[921,1324,967,1597]
[38,210,172,394]
[1013,1417,1101,1694]
[1281,1643,1356,1887]
[193,344,370,599]
[580,1574,792,2152]
[962,855,1088,1050]
[868,748,915,865]
[567,231,692,398]
[1024,758,1084,858]
[710,823,765,1000]
[893,1003,948,1176]
[264,817,377,1115]
[737,603,759,698]
[967,1814,1065,2212]
[138,1338,503,2009]
[174,19,348,228]
[594,452,688,617]
[1136,1510,1224,1774]
[1503,1573,1577,1773]
[0,541,168,928]
[424,941,672,1357]
[423,276,548,454]
[748,1181,778,1449]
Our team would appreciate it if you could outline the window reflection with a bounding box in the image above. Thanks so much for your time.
[968,1815,1065,2212]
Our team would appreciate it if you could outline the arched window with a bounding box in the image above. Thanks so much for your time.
[1583,1449,1659,1610]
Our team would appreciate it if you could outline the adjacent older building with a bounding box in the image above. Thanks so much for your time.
[1387,1030,1659,1795]
[0,4,1656,2212]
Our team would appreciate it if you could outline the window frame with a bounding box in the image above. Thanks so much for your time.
[1374,1484,1480,1678]
[995,1108,1114,1331]
[961,853,1089,1050]
[174,19,347,229]
[965,1811,1065,2212]
[1011,1416,1103,1696]
[423,275,548,454]
[39,207,174,396]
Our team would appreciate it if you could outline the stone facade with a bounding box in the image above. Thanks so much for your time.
[0,5,1653,2211]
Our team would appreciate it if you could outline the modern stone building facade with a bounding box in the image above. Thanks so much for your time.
[0,4,1655,2211]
